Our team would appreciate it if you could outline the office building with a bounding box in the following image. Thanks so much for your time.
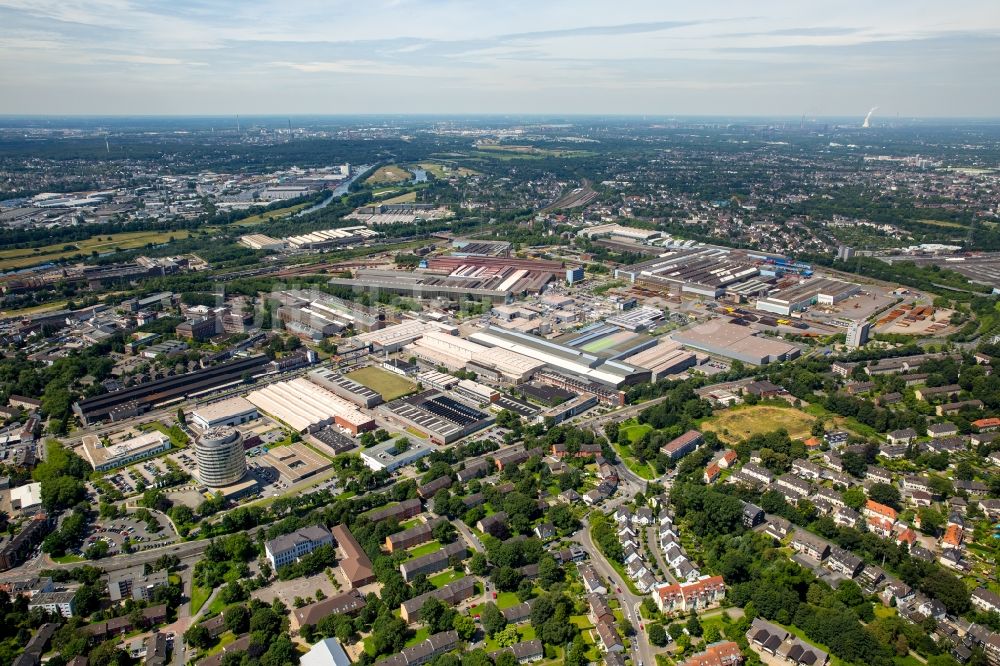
[81,431,171,472]
[195,427,248,488]
[265,525,334,570]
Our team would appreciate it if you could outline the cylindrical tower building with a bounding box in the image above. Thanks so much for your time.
[195,426,247,487]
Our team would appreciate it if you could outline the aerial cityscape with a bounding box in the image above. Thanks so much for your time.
[1,4,1000,666]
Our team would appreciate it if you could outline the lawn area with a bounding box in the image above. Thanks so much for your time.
[346,366,417,401]
[202,631,238,657]
[873,605,897,619]
[229,202,311,227]
[613,443,655,480]
[366,164,413,185]
[700,404,815,444]
[190,585,211,614]
[0,229,193,271]
[405,627,431,647]
[429,570,465,588]
[405,541,442,560]
[894,656,924,666]
[620,421,653,444]
[0,299,68,318]
[483,624,536,651]
[496,591,521,610]
[206,590,227,615]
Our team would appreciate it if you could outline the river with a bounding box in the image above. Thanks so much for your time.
[294,163,374,217]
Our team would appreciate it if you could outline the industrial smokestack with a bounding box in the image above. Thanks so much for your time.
[862,107,878,128]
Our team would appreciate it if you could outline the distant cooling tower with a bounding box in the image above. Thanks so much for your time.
[862,107,878,128]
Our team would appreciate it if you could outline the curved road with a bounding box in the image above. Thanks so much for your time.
[574,519,657,666]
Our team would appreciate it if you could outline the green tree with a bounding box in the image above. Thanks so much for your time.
[480,602,507,638]
[453,614,476,640]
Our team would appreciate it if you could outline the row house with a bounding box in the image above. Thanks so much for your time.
[834,506,860,528]
[579,563,607,595]
[775,474,813,502]
[926,437,967,454]
[654,576,727,615]
[791,459,823,481]
[927,422,959,438]
[865,466,894,485]
[880,444,908,459]
[864,499,898,523]
[747,618,829,666]
[903,475,934,495]
[826,546,864,578]
[887,428,918,445]
[812,487,844,509]
[791,531,830,561]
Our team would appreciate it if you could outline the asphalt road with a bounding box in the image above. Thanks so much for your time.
[574,519,656,666]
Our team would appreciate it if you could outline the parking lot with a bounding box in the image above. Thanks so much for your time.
[251,571,339,608]
[82,514,178,555]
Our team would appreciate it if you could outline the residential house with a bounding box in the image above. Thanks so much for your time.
[928,423,959,438]
[887,428,918,445]
[790,531,830,561]
[579,563,607,595]
[681,641,744,666]
[372,631,459,666]
[654,576,726,615]
[972,588,1000,615]
[826,547,864,578]
[746,618,829,666]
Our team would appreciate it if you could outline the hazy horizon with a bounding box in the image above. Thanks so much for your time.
[1,0,998,117]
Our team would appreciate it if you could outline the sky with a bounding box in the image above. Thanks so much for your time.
[1,0,998,117]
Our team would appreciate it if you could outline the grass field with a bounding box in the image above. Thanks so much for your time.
[404,627,431,647]
[0,300,69,318]
[416,162,480,178]
[0,229,192,271]
[379,191,417,204]
[405,541,442,560]
[700,404,815,444]
[347,366,417,401]
[230,201,311,227]
[476,145,593,159]
[190,584,211,614]
[620,421,653,444]
[366,165,413,185]
[613,443,655,480]
[483,624,536,651]
[429,570,465,588]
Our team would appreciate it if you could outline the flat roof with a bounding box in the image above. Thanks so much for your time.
[81,430,170,466]
[191,396,257,424]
